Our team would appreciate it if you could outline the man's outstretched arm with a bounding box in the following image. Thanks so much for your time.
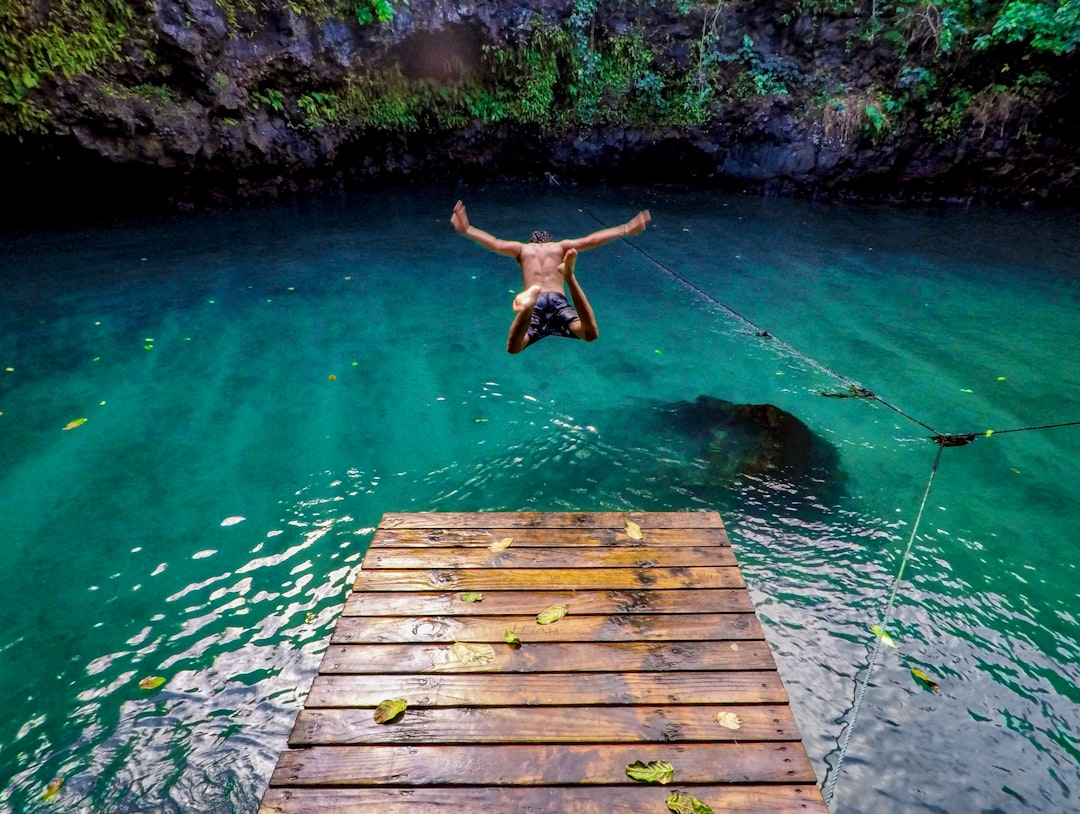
[564,209,651,253]
[452,200,522,258]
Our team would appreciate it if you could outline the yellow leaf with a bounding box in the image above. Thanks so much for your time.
[489,537,513,552]
[459,592,484,603]
[871,624,897,648]
[63,418,87,431]
[536,604,568,625]
[714,711,742,730]
[910,667,941,693]
[451,641,496,666]
[373,698,408,724]
[138,676,166,691]
[505,630,521,647]
[43,778,64,801]
[624,518,643,540]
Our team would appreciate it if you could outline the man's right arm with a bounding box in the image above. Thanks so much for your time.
[452,200,522,258]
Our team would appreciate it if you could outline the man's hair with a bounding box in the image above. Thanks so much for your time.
[528,230,553,243]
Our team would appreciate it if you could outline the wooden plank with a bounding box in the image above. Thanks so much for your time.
[361,545,736,569]
[318,641,778,674]
[304,671,790,707]
[329,613,764,644]
[369,526,731,548]
[343,588,755,616]
[289,704,800,746]
[376,511,726,530]
[353,566,745,592]
[260,784,825,814]
[269,742,817,786]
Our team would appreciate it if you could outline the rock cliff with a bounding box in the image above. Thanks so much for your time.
[2,0,1077,210]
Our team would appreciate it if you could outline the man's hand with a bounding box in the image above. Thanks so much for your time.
[451,200,470,234]
[626,209,651,236]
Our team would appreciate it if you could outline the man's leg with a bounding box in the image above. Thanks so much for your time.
[560,249,598,342]
[507,285,541,354]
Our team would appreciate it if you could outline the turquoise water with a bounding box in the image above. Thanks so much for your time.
[1,186,1078,813]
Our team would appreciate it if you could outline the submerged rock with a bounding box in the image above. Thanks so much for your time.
[653,395,842,487]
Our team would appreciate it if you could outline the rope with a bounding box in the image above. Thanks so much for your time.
[580,207,942,435]
[823,439,946,806]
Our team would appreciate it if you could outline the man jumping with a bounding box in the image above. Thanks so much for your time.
[451,200,651,353]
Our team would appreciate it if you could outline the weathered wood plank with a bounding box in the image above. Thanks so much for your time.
[269,742,816,786]
[376,511,726,530]
[260,784,825,814]
[369,526,731,548]
[353,566,745,592]
[304,671,789,707]
[289,704,799,746]
[362,545,736,570]
[343,588,755,617]
[329,613,764,644]
[317,641,778,674]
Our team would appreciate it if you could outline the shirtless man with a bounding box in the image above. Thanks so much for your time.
[451,200,651,353]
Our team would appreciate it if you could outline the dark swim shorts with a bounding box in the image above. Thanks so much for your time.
[526,291,581,346]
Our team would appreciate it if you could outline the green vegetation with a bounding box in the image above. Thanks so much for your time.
[355,0,402,26]
[0,0,136,133]
[0,0,1076,150]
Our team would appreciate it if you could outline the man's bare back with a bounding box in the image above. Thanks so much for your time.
[451,200,650,353]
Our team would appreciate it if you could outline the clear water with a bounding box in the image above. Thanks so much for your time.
[1,186,1078,813]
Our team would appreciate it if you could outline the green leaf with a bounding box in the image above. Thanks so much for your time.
[138,676,166,690]
[459,592,484,603]
[373,698,408,724]
[626,760,675,784]
[871,624,897,648]
[505,629,521,647]
[536,603,568,625]
[666,791,714,813]
[910,666,941,693]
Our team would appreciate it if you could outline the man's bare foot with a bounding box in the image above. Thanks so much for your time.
[558,248,578,281]
[513,284,541,312]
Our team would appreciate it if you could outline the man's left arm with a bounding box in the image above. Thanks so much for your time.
[565,210,651,252]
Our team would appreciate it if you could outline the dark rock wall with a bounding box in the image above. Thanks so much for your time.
[3,0,1077,210]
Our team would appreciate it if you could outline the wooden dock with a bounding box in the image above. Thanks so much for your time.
[259,511,827,813]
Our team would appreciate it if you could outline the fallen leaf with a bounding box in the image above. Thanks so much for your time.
[666,791,714,813]
[43,778,64,801]
[62,418,87,431]
[624,518,643,540]
[138,676,166,691]
[714,711,742,730]
[459,592,484,603]
[536,604,568,625]
[505,630,521,647]
[626,760,675,784]
[451,641,496,666]
[910,667,941,693]
[374,698,408,724]
[871,624,897,648]
[489,537,513,552]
